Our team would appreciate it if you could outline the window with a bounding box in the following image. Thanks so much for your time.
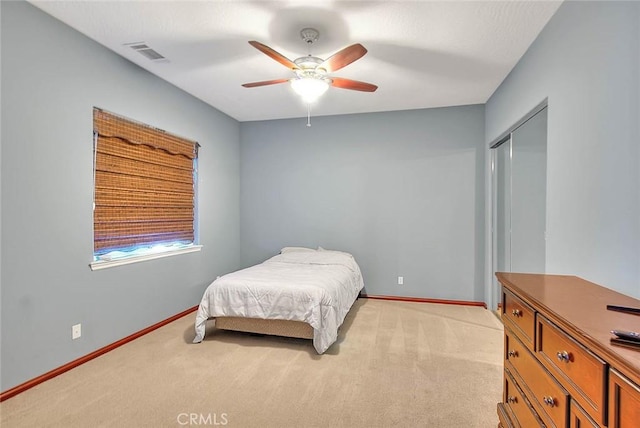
[91,108,200,269]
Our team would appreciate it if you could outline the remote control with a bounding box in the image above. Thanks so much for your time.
[611,330,640,342]
[607,305,640,316]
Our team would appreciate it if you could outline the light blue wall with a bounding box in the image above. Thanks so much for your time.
[240,106,486,302]
[0,1,240,391]
[486,1,640,297]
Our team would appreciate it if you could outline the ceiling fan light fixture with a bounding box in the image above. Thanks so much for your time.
[242,28,376,120]
[290,77,330,103]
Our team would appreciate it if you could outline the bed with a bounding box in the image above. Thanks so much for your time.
[192,247,364,353]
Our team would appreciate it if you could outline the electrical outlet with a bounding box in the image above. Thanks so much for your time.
[398,276,404,285]
[72,323,82,340]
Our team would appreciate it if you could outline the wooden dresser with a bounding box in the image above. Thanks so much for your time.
[496,273,640,427]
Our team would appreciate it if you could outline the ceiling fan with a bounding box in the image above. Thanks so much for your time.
[242,28,378,104]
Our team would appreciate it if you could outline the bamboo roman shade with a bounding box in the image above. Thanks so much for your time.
[93,108,198,255]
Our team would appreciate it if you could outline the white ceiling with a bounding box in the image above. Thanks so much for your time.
[30,0,562,122]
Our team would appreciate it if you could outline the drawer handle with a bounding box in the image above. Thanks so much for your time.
[556,351,571,362]
[507,350,518,358]
[543,396,556,407]
[511,309,522,317]
[507,396,517,404]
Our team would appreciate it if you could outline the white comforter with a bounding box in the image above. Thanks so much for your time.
[192,249,364,353]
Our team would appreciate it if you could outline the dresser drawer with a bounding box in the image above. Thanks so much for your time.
[609,369,640,428]
[503,290,536,349]
[537,315,607,424]
[498,402,515,428]
[504,368,544,427]
[570,400,598,428]
[506,329,569,427]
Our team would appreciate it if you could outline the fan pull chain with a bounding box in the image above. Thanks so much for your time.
[307,103,311,127]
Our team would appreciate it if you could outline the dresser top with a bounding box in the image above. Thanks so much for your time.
[496,272,640,384]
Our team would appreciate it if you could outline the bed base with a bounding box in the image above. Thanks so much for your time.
[215,317,314,340]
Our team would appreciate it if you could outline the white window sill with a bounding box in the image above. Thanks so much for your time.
[90,245,202,271]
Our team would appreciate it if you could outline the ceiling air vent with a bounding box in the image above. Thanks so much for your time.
[124,42,166,61]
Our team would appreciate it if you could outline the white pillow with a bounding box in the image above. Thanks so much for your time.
[280,246,316,253]
[317,247,354,258]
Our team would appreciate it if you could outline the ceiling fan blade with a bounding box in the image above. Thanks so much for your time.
[331,77,378,92]
[319,44,368,73]
[248,41,298,70]
[242,78,290,88]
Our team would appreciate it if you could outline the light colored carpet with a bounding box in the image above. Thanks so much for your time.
[1,298,504,427]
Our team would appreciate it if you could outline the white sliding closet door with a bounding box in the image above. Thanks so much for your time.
[491,106,547,308]
[511,108,547,273]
